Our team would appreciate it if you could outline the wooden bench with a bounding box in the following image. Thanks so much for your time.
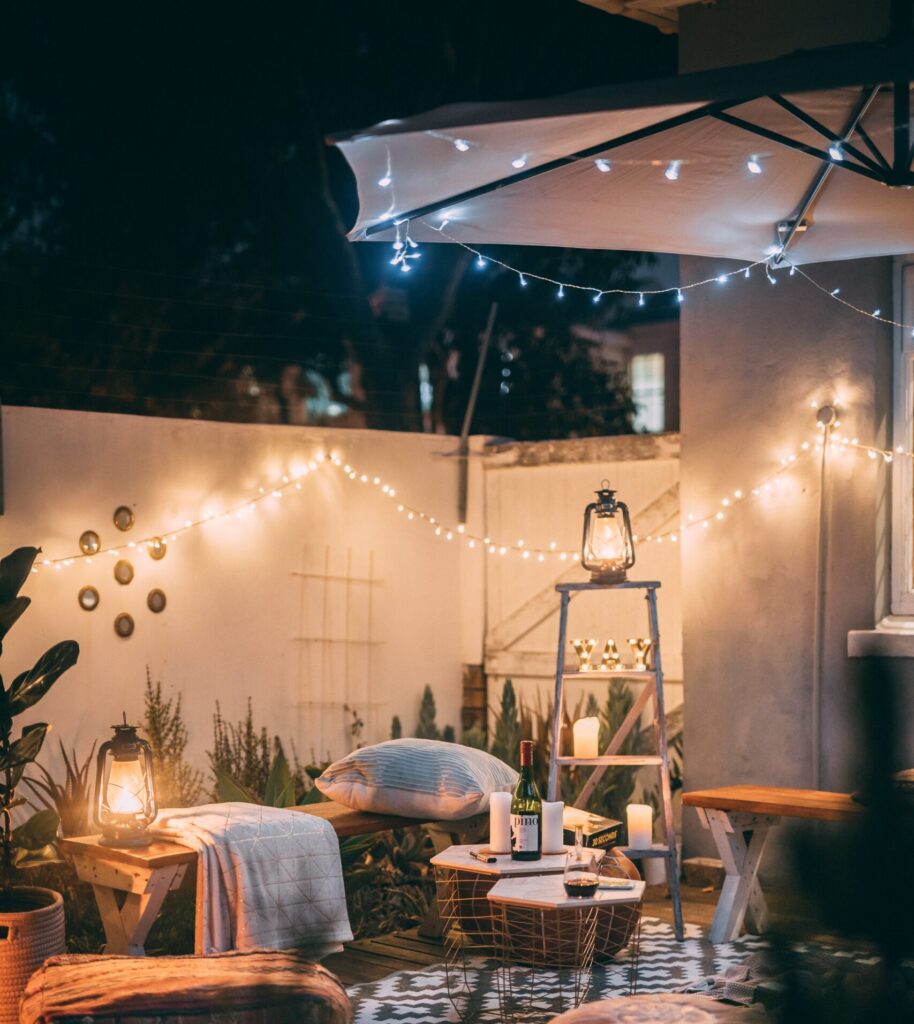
[682,785,860,943]
[60,800,484,955]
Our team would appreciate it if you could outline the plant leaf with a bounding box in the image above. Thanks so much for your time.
[296,785,326,805]
[0,722,48,771]
[263,749,295,807]
[213,768,257,804]
[14,844,63,869]
[0,596,30,649]
[0,547,39,604]
[8,640,79,716]
[12,808,60,851]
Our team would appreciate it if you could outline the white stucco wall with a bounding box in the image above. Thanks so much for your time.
[1,407,470,773]
[679,255,898,869]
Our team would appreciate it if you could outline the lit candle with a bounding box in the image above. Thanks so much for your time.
[489,791,512,854]
[627,803,653,849]
[573,717,600,759]
[542,800,565,854]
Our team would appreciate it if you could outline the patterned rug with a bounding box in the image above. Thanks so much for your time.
[347,917,875,1024]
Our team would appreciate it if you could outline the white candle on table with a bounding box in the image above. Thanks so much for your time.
[627,803,653,850]
[489,791,512,854]
[573,717,600,759]
[542,800,565,854]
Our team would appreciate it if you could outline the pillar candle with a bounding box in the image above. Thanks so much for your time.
[489,791,512,854]
[626,803,653,850]
[573,716,600,759]
[542,800,565,854]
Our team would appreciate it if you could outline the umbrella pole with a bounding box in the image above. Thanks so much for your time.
[458,302,498,525]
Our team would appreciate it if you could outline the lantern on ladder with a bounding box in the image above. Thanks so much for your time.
[581,482,635,583]
[95,714,157,847]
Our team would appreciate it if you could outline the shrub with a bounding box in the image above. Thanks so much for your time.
[143,669,205,807]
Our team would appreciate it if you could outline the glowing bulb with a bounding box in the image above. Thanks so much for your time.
[594,158,611,173]
[454,138,470,152]
[828,143,844,161]
[747,156,763,174]
[377,175,392,188]
[831,288,841,295]
[519,274,527,287]
[511,154,528,169]
[592,291,602,304]
[557,285,565,299]
[476,255,486,269]
[717,274,727,284]
[664,160,681,181]
[638,293,645,306]
[872,309,881,317]
[677,289,684,303]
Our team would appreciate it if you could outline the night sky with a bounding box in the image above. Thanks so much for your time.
[1,3,676,437]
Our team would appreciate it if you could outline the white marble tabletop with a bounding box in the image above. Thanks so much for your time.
[486,873,645,910]
[431,844,605,877]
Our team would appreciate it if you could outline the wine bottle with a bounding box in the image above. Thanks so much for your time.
[510,740,542,861]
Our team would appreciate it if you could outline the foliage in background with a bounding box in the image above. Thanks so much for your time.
[208,699,273,799]
[0,546,79,905]
[389,715,402,740]
[143,669,205,808]
[392,685,456,744]
[24,741,95,838]
[343,703,365,748]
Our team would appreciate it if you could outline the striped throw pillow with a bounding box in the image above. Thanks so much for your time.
[316,739,518,821]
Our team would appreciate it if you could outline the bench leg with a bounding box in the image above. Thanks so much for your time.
[92,865,183,956]
[702,810,775,944]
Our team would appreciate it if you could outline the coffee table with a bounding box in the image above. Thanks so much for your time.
[431,845,644,1023]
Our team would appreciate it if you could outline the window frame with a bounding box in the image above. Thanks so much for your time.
[891,257,914,615]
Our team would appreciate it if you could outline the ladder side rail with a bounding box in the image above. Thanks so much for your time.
[646,586,683,940]
[548,590,571,801]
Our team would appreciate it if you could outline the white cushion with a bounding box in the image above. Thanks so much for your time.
[315,739,518,821]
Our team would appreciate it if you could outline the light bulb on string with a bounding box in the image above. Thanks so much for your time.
[677,289,684,303]
[592,291,602,304]
[476,255,486,269]
[511,154,528,169]
[717,275,728,284]
[557,285,565,299]
[594,158,611,173]
[453,138,470,152]
[519,274,527,287]
[747,155,763,174]
[827,143,844,161]
[377,175,392,188]
[664,160,682,181]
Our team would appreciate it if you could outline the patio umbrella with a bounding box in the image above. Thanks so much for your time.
[330,39,914,265]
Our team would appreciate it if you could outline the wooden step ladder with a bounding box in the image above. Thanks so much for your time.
[546,579,683,941]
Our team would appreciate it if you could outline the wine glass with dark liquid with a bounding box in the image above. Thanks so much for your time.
[563,825,599,897]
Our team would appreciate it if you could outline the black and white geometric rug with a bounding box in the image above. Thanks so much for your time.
[347,917,877,1024]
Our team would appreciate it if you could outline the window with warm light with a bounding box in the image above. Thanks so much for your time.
[631,353,665,433]
[892,257,914,615]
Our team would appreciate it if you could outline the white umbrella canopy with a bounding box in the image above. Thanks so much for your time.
[331,40,914,266]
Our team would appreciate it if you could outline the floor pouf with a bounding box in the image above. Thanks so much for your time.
[19,950,352,1024]
[548,993,771,1022]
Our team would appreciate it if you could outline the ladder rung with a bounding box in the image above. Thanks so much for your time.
[562,670,655,681]
[555,755,663,767]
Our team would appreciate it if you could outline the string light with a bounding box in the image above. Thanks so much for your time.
[827,143,844,162]
[664,160,681,181]
[594,158,612,173]
[453,139,471,152]
[511,154,528,169]
[746,156,763,174]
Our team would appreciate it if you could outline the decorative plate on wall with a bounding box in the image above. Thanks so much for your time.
[113,506,135,532]
[147,588,167,613]
[79,530,101,555]
[114,613,134,638]
[114,559,134,585]
[78,586,99,611]
[147,537,167,560]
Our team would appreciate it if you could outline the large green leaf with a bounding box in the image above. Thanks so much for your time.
[12,808,59,851]
[213,768,257,804]
[7,640,79,716]
[263,749,296,808]
[0,722,48,771]
[0,596,30,650]
[296,784,326,805]
[0,548,39,604]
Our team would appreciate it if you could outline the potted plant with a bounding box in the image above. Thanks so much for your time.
[0,547,79,1024]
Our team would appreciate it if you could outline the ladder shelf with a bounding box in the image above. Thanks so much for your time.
[546,578,683,940]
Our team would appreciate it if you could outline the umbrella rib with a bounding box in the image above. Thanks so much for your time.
[855,122,892,172]
[709,109,883,183]
[361,101,738,238]
[767,93,885,175]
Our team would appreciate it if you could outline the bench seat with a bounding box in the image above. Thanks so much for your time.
[683,784,860,823]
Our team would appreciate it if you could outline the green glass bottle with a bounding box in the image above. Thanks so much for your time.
[510,740,542,860]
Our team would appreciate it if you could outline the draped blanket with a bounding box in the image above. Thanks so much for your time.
[154,802,353,957]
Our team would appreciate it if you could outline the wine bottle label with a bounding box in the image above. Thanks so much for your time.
[511,813,540,852]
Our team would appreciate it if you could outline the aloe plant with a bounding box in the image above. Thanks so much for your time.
[0,547,79,906]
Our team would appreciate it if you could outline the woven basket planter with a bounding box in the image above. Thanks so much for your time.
[0,887,66,1024]
[447,848,641,963]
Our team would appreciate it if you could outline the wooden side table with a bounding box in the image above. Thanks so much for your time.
[59,835,197,955]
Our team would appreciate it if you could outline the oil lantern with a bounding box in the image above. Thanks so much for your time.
[95,714,157,847]
[581,482,635,583]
